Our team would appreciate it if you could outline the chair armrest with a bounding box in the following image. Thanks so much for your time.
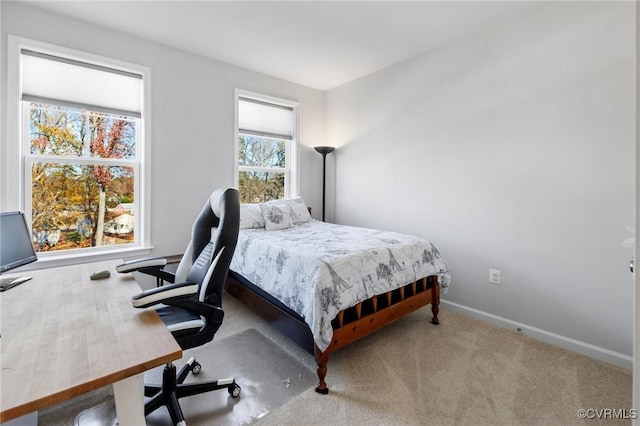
[165,298,224,326]
[131,281,199,308]
[116,257,167,273]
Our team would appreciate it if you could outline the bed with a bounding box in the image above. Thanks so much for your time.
[225,198,450,393]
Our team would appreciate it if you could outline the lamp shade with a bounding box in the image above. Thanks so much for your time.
[314,146,335,155]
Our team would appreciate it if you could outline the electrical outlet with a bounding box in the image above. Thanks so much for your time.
[489,269,501,285]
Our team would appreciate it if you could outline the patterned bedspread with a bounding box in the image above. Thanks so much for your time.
[229,220,450,351]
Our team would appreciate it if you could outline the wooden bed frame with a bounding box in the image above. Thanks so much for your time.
[225,271,441,394]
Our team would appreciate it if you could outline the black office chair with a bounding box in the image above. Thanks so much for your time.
[117,188,241,426]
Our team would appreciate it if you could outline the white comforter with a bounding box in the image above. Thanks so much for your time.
[230,220,450,351]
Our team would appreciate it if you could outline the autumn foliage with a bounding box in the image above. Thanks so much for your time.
[28,103,136,252]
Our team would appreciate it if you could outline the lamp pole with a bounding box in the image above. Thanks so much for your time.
[314,146,335,221]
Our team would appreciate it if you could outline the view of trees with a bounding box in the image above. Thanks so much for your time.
[28,103,136,252]
[238,135,286,203]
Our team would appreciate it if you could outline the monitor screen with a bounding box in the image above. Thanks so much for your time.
[0,211,38,274]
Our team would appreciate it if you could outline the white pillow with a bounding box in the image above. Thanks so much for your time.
[239,204,265,229]
[259,202,293,231]
[286,197,312,224]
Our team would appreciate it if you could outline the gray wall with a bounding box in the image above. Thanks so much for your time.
[1,2,325,258]
[325,1,635,359]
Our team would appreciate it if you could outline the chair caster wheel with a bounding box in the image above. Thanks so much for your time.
[191,361,201,375]
[228,383,241,398]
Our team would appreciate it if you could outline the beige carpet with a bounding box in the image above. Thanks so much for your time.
[40,294,632,425]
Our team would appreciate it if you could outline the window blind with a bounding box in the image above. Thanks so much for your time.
[21,49,143,118]
[238,97,293,140]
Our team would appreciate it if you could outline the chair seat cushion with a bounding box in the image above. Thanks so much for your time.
[156,305,204,334]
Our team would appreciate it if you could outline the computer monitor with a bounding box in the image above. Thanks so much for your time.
[0,211,38,274]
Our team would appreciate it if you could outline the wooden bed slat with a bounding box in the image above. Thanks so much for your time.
[328,288,434,352]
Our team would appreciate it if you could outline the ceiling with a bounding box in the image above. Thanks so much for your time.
[25,1,542,91]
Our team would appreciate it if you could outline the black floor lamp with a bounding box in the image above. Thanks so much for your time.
[314,146,335,222]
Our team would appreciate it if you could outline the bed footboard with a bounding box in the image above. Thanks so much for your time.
[313,275,440,393]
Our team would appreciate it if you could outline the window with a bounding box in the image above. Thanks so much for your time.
[235,91,299,203]
[6,36,150,260]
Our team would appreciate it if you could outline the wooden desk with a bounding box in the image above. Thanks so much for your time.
[0,260,182,424]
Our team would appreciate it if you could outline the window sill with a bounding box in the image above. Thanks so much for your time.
[11,246,153,273]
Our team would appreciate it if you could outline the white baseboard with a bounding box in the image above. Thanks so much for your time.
[440,299,633,370]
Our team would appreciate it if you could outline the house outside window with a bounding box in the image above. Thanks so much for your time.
[6,36,151,260]
[235,91,299,203]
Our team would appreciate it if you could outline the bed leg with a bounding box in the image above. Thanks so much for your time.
[430,278,440,325]
[314,345,330,394]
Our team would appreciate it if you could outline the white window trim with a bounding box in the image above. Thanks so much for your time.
[234,89,300,200]
[4,35,153,270]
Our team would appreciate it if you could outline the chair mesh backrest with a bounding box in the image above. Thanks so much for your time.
[185,188,240,306]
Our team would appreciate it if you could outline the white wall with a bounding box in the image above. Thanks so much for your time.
[0,2,325,258]
[325,2,635,359]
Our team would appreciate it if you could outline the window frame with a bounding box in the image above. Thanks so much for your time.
[5,35,152,269]
[234,89,300,202]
